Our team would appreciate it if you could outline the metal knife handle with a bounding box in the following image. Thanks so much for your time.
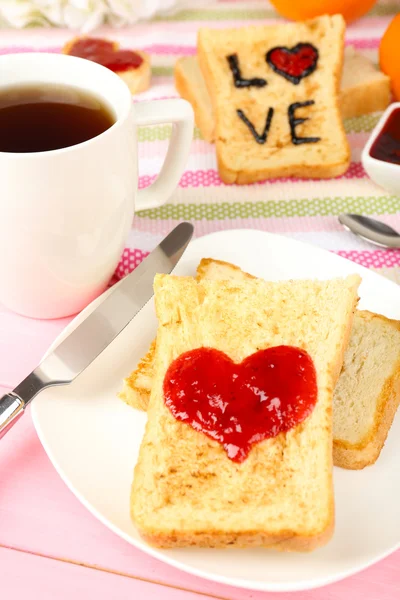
[0,393,24,439]
[0,370,55,440]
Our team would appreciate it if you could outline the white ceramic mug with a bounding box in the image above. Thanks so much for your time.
[0,53,194,319]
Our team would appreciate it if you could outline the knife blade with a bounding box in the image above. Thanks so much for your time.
[0,222,194,439]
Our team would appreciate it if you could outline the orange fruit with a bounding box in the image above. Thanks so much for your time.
[380,13,400,100]
[269,0,377,23]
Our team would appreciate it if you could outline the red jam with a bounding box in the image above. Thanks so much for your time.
[163,346,317,462]
[370,108,400,165]
[67,38,143,72]
[266,43,318,84]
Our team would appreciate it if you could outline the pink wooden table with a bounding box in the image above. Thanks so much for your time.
[1,1,400,598]
[1,311,399,599]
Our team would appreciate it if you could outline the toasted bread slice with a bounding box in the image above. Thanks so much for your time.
[340,47,391,119]
[116,51,151,95]
[121,340,156,412]
[120,259,400,471]
[174,48,390,143]
[63,37,151,95]
[333,311,400,469]
[175,56,216,143]
[196,16,350,183]
[131,274,360,549]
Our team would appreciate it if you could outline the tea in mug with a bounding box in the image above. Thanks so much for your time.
[0,83,115,152]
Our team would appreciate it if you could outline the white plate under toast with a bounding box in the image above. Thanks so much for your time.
[32,229,400,592]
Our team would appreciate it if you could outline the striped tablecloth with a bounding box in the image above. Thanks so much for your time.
[0,1,398,283]
[1,2,400,599]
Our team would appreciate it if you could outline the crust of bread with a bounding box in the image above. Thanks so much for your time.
[216,155,350,185]
[62,36,119,56]
[340,47,391,120]
[174,57,215,143]
[139,515,335,551]
[116,51,151,95]
[62,37,114,55]
[131,274,360,549]
[340,76,391,120]
[333,311,400,469]
[197,17,350,184]
[197,257,255,280]
[118,339,156,411]
[63,38,151,95]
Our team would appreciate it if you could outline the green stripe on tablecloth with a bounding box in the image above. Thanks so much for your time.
[138,114,379,142]
[152,66,173,76]
[344,113,380,133]
[154,3,398,21]
[154,9,276,21]
[138,197,400,220]
[138,125,202,141]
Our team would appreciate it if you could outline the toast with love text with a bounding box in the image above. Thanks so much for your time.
[197,15,350,183]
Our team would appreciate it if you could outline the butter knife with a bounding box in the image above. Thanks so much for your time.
[0,222,194,439]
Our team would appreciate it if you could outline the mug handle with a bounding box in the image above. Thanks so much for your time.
[134,99,194,211]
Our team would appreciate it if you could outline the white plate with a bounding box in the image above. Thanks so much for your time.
[32,229,400,592]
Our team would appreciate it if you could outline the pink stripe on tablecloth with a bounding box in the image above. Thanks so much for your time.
[0,45,60,54]
[139,163,366,189]
[0,40,380,56]
[336,250,400,268]
[115,248,150,278]
[140,44,197,55]
[345,38,380,48]
[134,96,178,105]
[0,44,193,56]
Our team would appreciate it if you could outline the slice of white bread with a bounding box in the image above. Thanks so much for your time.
[131,273,360,549]
[196,16,350,183]
[175,55,216,143]
[333,311,400,469]
[115,51,151,95]
[63,37,151,95]
[120,258,400,470]
[340,47,391,119]
[175,48,391,143]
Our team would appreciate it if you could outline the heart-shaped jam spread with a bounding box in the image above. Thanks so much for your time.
[266,43,318,85]
[67,38,143,72]
[163,346,317,462]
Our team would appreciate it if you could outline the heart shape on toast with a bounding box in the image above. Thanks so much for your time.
[266,43,318,85]
[163,346,317,462]
[66,38,143,72]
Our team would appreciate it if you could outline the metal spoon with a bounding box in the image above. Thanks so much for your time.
[338,214,400,249]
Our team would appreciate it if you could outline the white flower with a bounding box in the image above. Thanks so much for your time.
[0,0,210,30]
